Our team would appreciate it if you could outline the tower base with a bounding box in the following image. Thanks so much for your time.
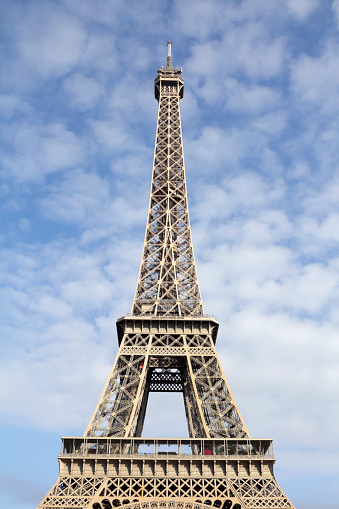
[37,437,295,509]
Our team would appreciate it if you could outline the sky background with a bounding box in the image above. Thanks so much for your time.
[1,0,339,508]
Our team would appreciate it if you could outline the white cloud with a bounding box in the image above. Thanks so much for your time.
[0,238,135,431]
[61,280,113,309]
[291,44,339,114]
[19,217,31,232]
[191,174,285,229]
[63,73,105,111]
[186,32,285,83]
[31,295,72,320]
[185,118,287,185]
[91,120,130,150]
[37,124,84,173]
[333,0,339,26]
[0,94,31,118]
[174,0,227,39]
[186,126,248,175]
[232,26,286,79]
[225,78,281,114]
[174,0,285,40]
[216,309,339,446]
[39,169,110,223]
[2,122,84,182]
[106,74,156,123]
[79,32,119,72]
[18,4,87,77]
[252,111,288,136]
[286,0,320,19]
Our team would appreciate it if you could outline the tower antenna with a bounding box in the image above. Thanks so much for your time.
[166,40,173,68]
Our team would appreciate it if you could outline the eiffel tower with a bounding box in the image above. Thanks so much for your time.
[38,42,295,509]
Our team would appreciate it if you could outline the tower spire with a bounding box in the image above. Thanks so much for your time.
[166,40,173,69]
[132,41,202,317]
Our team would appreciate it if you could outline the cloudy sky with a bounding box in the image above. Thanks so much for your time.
[1,0,339,508]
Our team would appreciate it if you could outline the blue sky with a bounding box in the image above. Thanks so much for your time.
[1,0,339,508]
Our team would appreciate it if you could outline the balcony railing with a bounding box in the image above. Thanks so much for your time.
[59,437,274,458]
[117,312,218,321]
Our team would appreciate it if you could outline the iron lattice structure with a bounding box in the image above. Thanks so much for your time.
[38,43,295,509]
[132,54,202,319]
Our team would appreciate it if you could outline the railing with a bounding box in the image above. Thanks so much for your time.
[117,313,218,321]
[59,437,274,458]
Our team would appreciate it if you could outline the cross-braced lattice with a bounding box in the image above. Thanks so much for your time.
[132,52,202,318]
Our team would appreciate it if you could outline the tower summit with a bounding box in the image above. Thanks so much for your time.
[132,41,202,318]
[38,44,295,509]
